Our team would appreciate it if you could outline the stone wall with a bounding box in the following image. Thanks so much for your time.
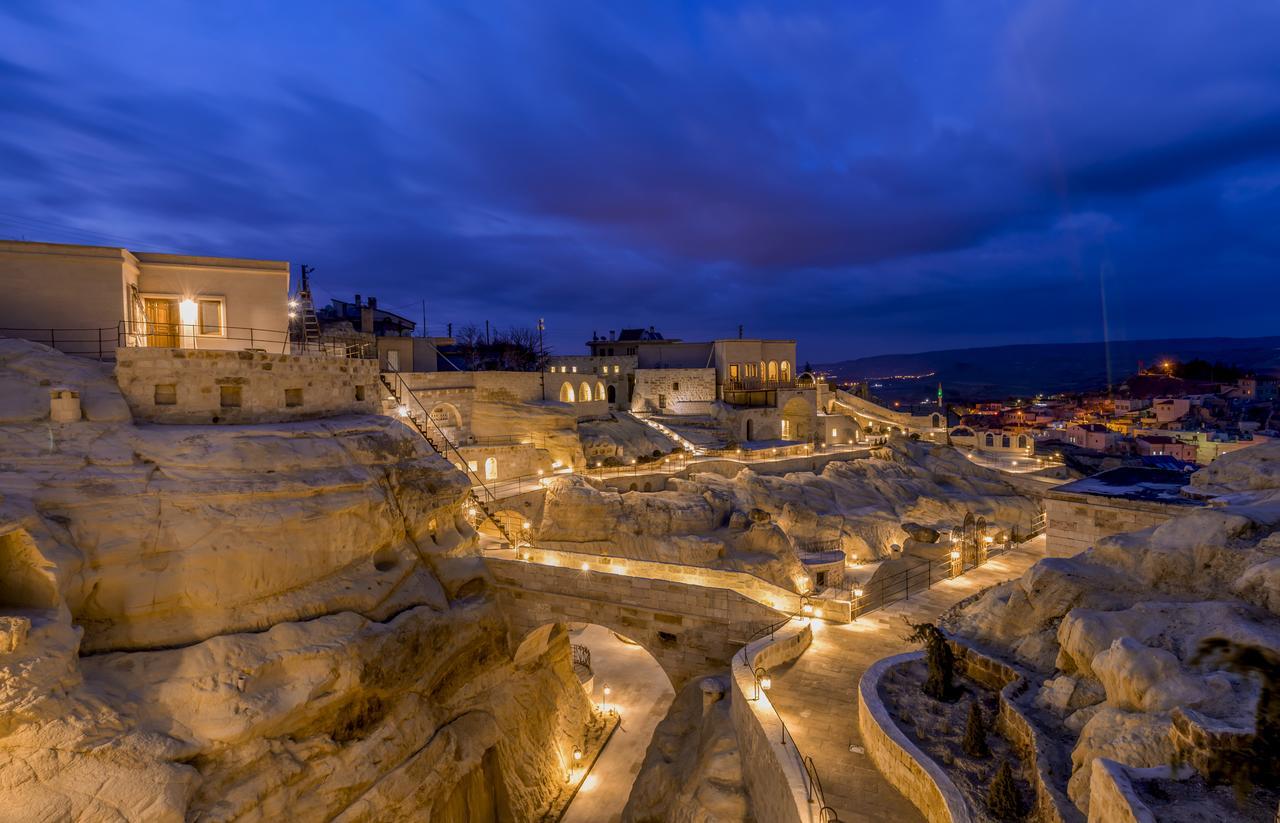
[729,620,816,823]
[1044,493,1189,558]
[858,652,971,823]
[632,368,716,414]
[1086,760,1162,823]
[115,347,379,424]
[455,442,544,483]
[947,641,1082,823]
[487,553,790,688]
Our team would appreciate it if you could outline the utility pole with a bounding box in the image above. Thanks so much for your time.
[738,324,744,339]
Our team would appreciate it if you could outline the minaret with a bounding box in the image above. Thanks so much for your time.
[937,382,943,407]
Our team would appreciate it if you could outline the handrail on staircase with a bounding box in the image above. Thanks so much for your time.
[381,367,517,544]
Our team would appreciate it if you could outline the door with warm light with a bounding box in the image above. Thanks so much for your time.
[143,298,179,347]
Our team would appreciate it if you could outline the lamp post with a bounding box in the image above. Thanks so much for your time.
[852,587,864,620]
[752,667,771,701]
[949,549,962,578]
[601,683,612,715]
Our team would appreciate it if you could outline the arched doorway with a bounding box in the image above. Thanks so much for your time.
[580,382,593,402]
[560,382,576,403]
[595,381,606,403]
[767,361,778,382]
[484,456,498,481]
[745,418,754,441]
[515,623,675,822]
[780,397,812,441]
[780,360,791,382]
[606,384,616,404]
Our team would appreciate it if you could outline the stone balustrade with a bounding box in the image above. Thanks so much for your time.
[858,652,971,823]
[730,618,817,823]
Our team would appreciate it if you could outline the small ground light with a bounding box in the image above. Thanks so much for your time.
[580,562,589,571]
[802,603,813,615]
[950,550,961,560]
[573,748,582,763]
[853,588,864,598]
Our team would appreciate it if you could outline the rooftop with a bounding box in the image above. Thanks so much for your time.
[1049,466,1203,506]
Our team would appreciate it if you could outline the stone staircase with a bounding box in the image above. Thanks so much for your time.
[379,370,519,546]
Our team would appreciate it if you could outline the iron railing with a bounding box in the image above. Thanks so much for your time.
[117,320,374,358]
[0,327,117,360]
[0,323,374,360]
[571,643,592,674]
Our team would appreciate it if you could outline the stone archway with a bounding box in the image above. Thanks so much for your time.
[606,384,616,404]
[430,402,465,433]
[515,621,675,694]
[781,396,812,441]
[560,382,576,403]
[579,382,593,402]
[0,529,57,609]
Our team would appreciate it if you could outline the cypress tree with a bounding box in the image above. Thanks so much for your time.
[962,700,990,758]
[987,759,1021,820]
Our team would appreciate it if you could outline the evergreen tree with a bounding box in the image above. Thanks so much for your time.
[905,622,958,701]
[987,759,1021,820]
[962,700,990,758]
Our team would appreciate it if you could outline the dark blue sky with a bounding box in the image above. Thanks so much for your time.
[2,2,1278,360]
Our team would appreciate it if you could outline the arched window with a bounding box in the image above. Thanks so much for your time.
[768,361,778,382]
[1002,435,1011,448]
[932,414,941,428]
[580,382,592,402]
[559,382,575,402]
[596,381,605,401]
[484,457,497,480]
[1018,435,1028,449]
[985,433,994,447]
[780,361,791,382]
[759,361,766,381]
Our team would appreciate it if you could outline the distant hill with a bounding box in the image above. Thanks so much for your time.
[817,337,1280,402]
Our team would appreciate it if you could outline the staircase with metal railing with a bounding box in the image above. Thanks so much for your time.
[380,368,519,546]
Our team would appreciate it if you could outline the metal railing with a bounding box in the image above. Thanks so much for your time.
[118,320,374,358]
[0,326,117,360]
[804,756,841,822]
[847,540,1015,618]
[381,366,517,545]
[571,643,592,675]
[0,323,374,360]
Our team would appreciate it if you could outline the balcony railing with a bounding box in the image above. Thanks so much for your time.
[118,320,374,358]
[0,323,374,360]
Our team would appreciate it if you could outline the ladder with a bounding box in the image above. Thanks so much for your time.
[295,264,322,351]
[379,369,519,547]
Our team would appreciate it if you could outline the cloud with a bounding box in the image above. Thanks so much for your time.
[1,0,1277,358]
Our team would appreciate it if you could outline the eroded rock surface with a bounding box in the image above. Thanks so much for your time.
[536,438,1039,590]
[944,441,1280,814]
[0,340,595,820]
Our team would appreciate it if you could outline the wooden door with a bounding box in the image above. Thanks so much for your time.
[144,298,179,347]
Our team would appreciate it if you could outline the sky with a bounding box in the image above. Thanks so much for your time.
[1,1,1278,361]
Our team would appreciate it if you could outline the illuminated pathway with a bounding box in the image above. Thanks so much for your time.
[561,625,675,823]
[765,538,1044,823]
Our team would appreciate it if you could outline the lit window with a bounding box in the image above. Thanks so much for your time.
[572,366,578,373]
[613,365,619,374]
[198,299,224,335]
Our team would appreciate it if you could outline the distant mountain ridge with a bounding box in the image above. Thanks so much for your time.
[817,336,1280,402]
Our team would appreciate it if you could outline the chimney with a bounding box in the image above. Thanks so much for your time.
[368,296,378,309]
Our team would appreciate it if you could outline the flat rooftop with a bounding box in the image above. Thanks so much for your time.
[1048,466,1204,506]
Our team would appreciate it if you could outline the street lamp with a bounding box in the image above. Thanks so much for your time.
[752,667,771,701]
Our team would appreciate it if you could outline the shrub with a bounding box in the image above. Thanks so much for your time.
[905,621,959,701]
[987,759,1021,820]
[962,700,990,758]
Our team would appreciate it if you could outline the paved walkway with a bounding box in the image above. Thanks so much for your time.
[561,625,676,823]
[767,539,1044,823]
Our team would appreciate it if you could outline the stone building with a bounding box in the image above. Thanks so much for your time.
[0,239,290,356]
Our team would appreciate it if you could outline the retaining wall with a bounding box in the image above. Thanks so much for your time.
[115,348,379,423]
[858,652,971,823]
[730,619,816,823]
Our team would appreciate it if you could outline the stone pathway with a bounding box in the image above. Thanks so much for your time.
[561,625,675,823]
[767,540,1044,823]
